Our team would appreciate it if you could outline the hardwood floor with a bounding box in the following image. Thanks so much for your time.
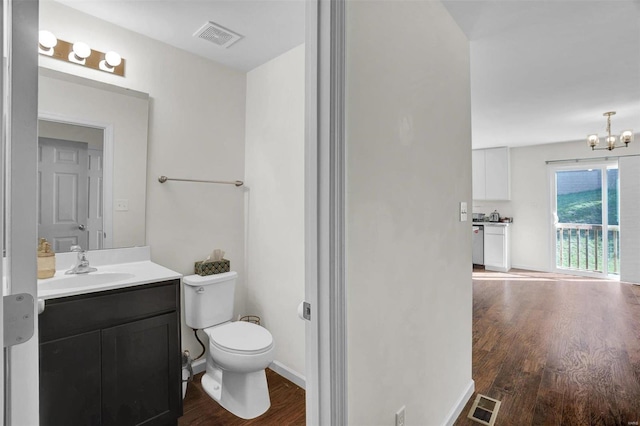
[179,368,305,425]
[455,269,640,426]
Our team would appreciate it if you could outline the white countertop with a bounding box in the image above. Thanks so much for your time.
[38,247,182,300]
[472,222,512,227]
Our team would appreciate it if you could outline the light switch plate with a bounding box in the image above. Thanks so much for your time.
[460,201,468,222]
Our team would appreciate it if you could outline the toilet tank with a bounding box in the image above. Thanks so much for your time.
[183,271,237,329]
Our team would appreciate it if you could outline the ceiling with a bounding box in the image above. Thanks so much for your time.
[54,0,306,72]
[442,0,640,149]
[53,0,639,150]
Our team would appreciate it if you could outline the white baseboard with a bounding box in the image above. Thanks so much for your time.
[485,264,511,273]
[188,357,306,390]
[510,264,549,273]
[444,379,475,426]
[192,357,206,375]
[269,360,306,389]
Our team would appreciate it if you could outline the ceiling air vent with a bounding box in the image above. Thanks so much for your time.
[193,21,243,49]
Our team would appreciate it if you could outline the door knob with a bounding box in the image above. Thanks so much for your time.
[78,224,86,231]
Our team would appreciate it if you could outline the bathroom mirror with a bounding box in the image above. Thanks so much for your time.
[38,67,150,252]
[38,120,107,252]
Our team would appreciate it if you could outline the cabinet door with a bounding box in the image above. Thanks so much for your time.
[484,233,505,268]
[485,147,510,200]
[472,149,486,200]
[102,313,180,426]
[40,331,102,426]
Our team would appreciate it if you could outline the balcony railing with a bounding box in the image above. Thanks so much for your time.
[556,223,620,274]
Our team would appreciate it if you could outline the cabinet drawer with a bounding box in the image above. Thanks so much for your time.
[40,279,179,343]
[484,226,506,236]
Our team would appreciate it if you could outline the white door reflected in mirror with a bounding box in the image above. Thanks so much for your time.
[38,123,105,252]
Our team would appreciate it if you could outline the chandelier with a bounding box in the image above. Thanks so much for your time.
[587,111,633,151]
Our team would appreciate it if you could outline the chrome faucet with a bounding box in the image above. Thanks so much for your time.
[65,245,97,274]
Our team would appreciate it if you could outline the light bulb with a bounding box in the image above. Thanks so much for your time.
[68,41,91,64]
[606,135,617,150]
[99,51,123,73]
[587,134,599,149]
[38,30,57,49]
[72,42,91,59]
[620,130,634,145]
[104,51,122,68]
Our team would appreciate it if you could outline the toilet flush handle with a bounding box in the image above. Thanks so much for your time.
[196,287,205,294]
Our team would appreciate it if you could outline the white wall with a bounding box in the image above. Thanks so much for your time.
[474,140,640,272]
[620,156,640,284]
[39,1,247,357]
[346,1,473,424]
[244,45,306,379]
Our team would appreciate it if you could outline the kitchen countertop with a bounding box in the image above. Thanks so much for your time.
[472,221,512,226]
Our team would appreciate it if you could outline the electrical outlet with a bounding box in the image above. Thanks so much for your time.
[115,199,129,211]
[395,406,406,426]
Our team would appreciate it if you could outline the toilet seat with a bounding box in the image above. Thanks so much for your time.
[205,322,274,355]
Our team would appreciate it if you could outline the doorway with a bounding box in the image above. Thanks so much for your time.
[551,162,620,277]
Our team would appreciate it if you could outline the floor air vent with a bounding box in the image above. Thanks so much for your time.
[467,394,501,426]
[193,21,243,48]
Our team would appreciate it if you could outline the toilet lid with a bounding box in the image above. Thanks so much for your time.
[206,322,273,354]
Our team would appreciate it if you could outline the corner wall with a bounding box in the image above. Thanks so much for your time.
[244,45,306,379]
[346,1,473,424]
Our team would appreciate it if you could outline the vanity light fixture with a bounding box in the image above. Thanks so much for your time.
[37,31,126,77]
[38,30,57,56]
[587,111,633,151]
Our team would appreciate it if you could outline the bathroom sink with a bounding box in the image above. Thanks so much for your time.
[37,252,182,301]
[39,272,136,291]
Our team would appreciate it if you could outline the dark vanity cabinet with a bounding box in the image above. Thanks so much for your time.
[39,279,183,426]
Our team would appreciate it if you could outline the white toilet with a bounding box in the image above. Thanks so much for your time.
[183,271,275,419]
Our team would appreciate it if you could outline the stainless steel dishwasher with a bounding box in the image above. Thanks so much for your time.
[472,225,484,265]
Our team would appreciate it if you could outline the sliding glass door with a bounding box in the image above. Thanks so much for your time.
[551,162,619,277]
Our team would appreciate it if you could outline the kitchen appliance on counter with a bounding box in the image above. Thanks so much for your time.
[489,210,500,222]
[472,213,485,222]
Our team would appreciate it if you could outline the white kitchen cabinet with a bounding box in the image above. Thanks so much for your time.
[472,150,486,200]
[484,224,511,272]
[472,147,510,200]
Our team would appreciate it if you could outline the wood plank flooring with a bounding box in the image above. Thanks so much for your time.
[179,368,305,426]
[455,269,640,426]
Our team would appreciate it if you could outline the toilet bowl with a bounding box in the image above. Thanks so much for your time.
[182,272,276,420]
[200,321,275,419]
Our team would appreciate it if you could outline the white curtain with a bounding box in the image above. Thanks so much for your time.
[619,156,640,284]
